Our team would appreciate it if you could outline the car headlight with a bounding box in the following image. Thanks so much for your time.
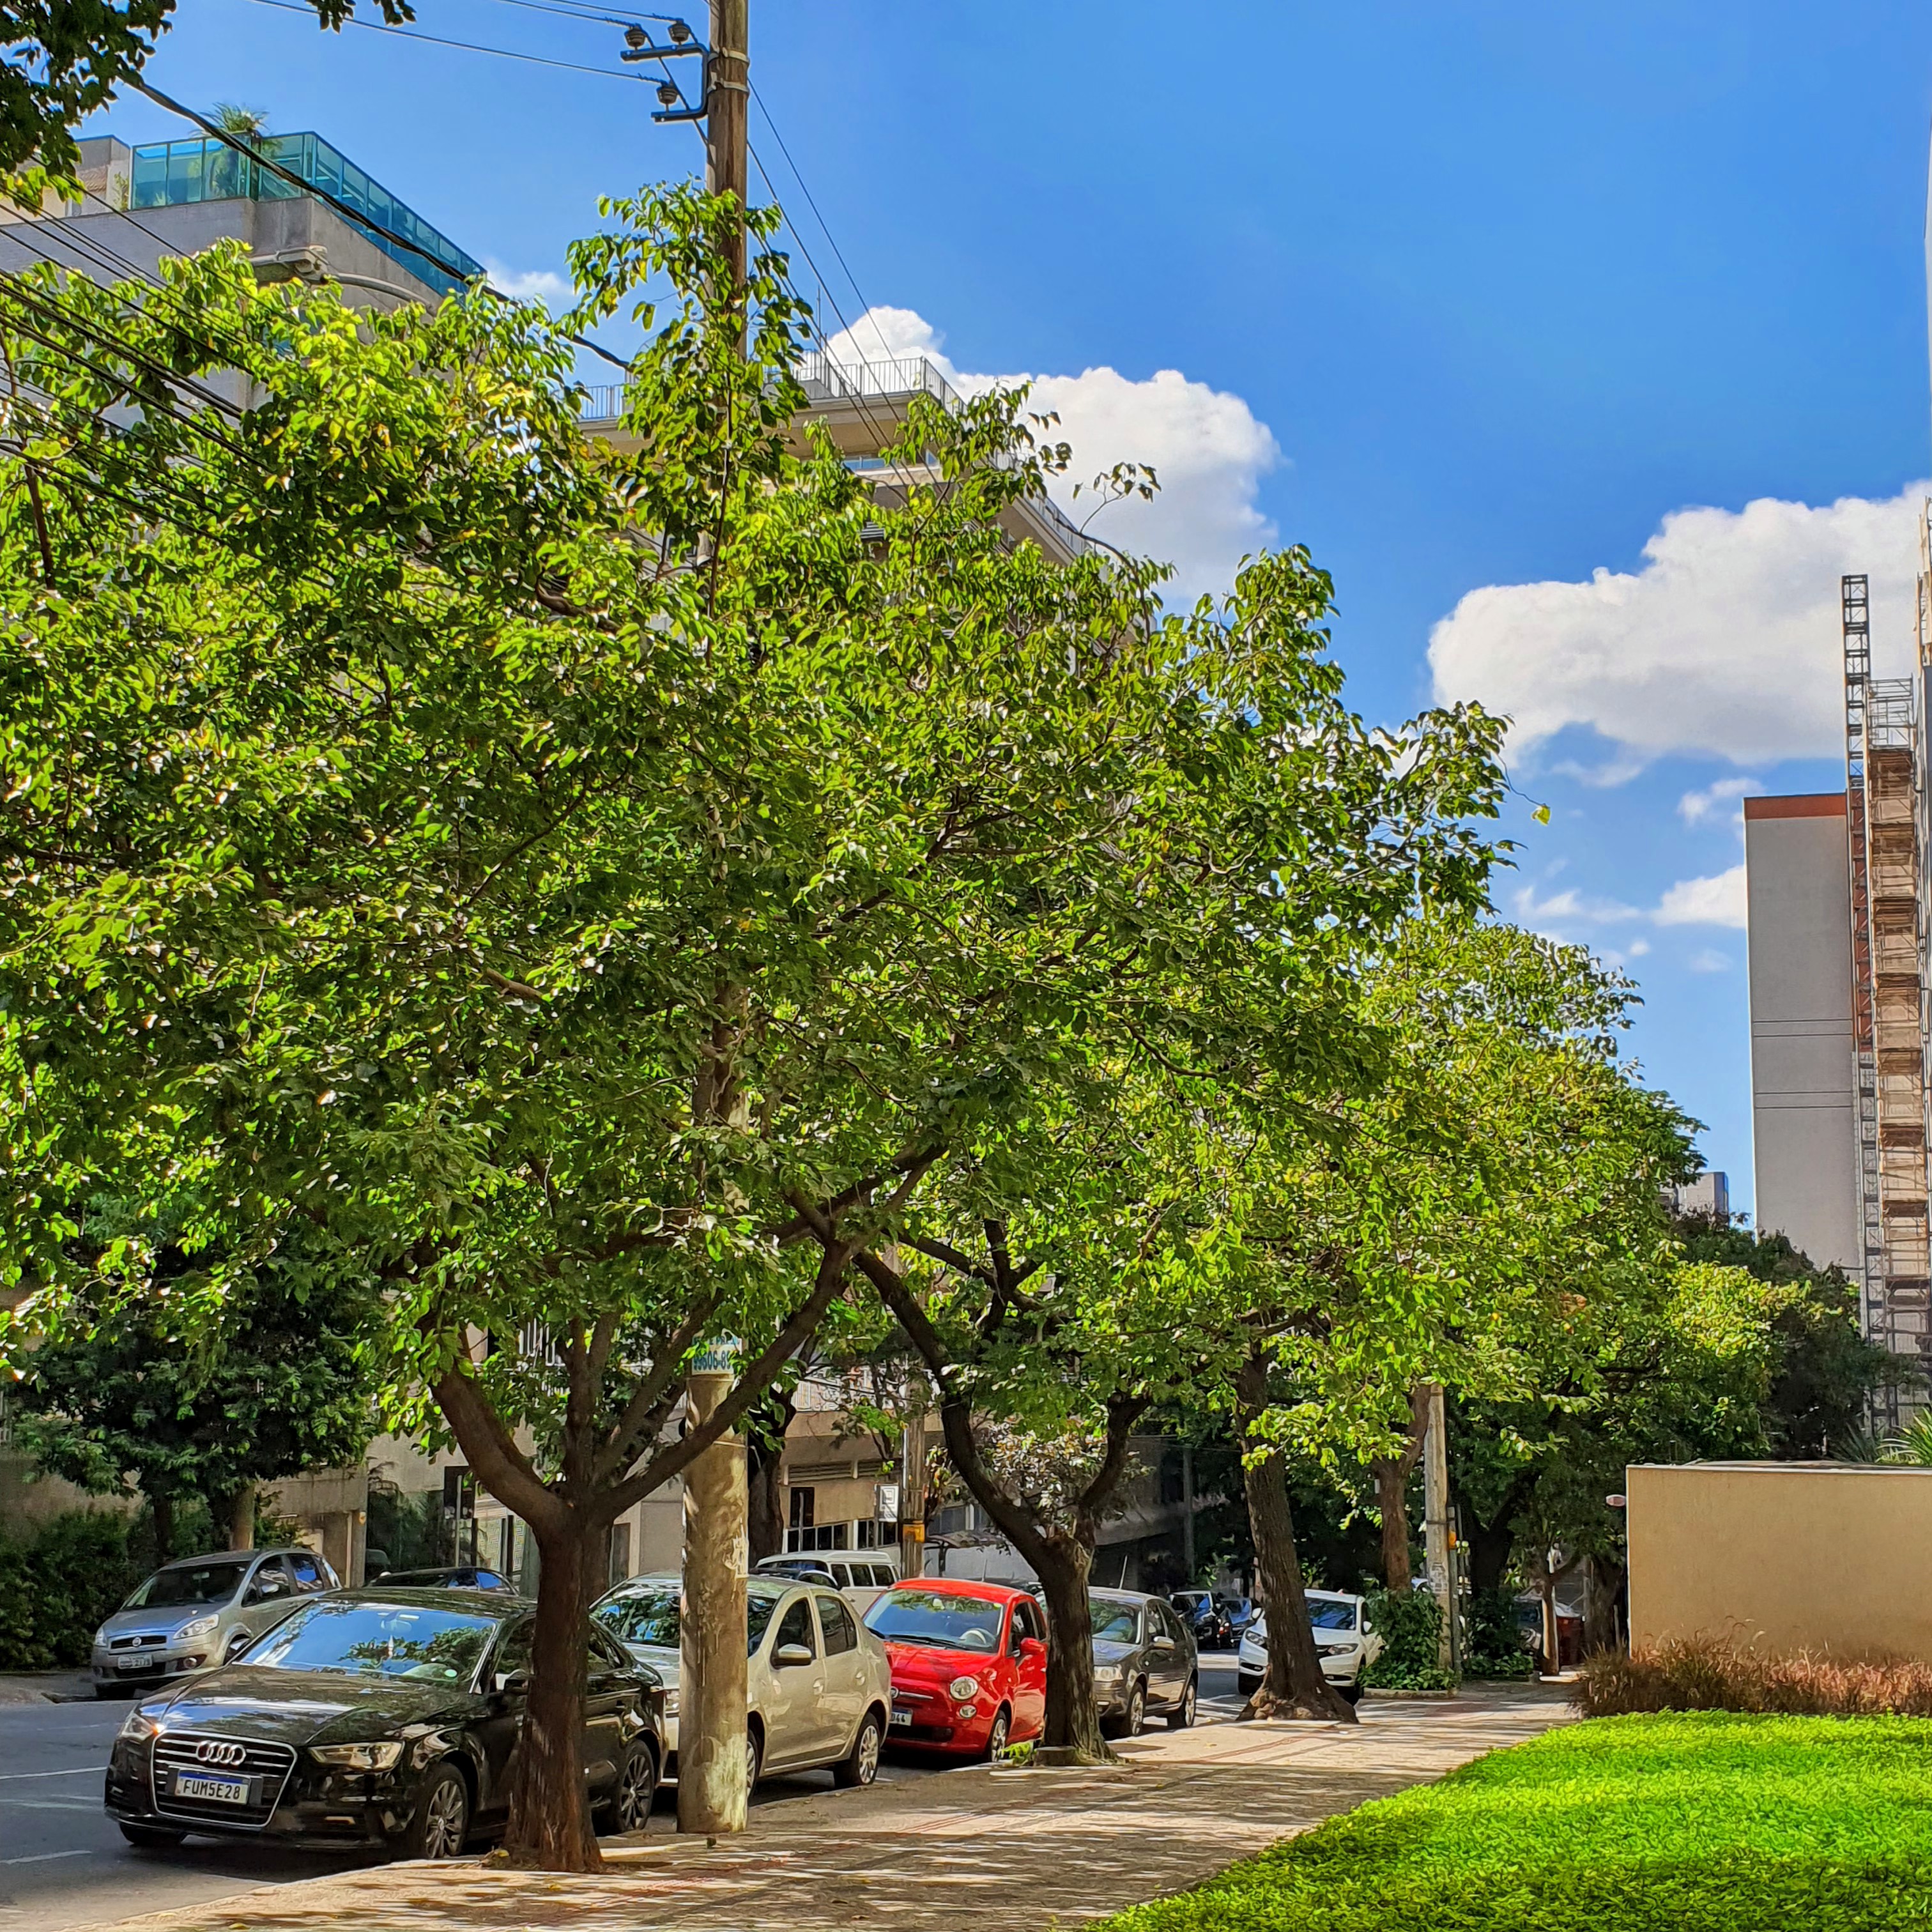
[947,1676,981,1700]
[118,1710,160,1742]
[177,1616,218,1641]
[309,1742,404,1771]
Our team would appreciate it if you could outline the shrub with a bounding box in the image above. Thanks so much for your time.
[1464,1586,1535,1680]
[1575,1634,1932,1718]
[1362,1588,1457,1691]
[0,1508,146,1670]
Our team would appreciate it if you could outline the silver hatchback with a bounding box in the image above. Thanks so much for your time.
[91,1548,338,1698]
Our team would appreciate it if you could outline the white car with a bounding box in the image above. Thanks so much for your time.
[1234,1590,1383,1704]
[592,1573,892,1791]
[753,1552,900,1613]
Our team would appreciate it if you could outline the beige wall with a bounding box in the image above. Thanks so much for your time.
[1629,1462,1932,1657]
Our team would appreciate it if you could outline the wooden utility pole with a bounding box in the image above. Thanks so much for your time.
[706,0,749,291]
[678,13,755,1837]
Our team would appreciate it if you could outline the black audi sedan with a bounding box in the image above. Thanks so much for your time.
[104,1586,664,1858]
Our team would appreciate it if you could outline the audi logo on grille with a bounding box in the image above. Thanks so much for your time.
[194,1740,248,1768]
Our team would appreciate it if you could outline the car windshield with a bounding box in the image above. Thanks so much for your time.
[249,1598,498,1683]
[864,1589,1002,1653]
[1309,1598,1358,1631]
[596,1588,680,1650]
[747,1589,784,1656]
[1091,1601,1142,1643]
[123,1560,249,1610]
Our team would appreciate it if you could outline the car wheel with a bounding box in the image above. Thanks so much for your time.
[223,1628,253,1664]
[1236,1671,1260,1700]
[1167,1674,1197,1730]
[601,1742,657,1835]
[1122,1681,1146,1738]
[833,1711,882,1789]
[744,1724,763,1803]
[403,1763,470,1861]
[984,1706,1011,1761]
[1339,1680,1363,1705]
[118,1821,187,1850]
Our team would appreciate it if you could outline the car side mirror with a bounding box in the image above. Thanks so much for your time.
[494,1668,530,1695]
[1019,1636,1046,1660]
[1152,1637,1174,1652]
[774,1643,813,1669]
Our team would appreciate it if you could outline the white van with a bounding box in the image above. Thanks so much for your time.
[753,1551,900,1613]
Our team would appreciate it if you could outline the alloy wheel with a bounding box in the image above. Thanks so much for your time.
[1170,1675,1197,1729]
[1124,1683,1145,1737]
[614,1748,654,1832]
[987,1708,1011,1760]
[854,1718,880,1785]
[420,1774,468,1859]
[744,1727,762,1803]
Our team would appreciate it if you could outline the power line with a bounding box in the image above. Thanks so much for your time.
[749,85,893,368]
[242,0,661,82]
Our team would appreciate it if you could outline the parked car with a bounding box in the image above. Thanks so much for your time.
[862,1579,1047,1759]
[1089,1588,1198,1736]
[592,1573,891,1794]
[1169,1589,1246,1651]
[103,1586,664,1856]
[91,1549,339,1698]
[368,1565,514,1591]
[753,1552,900,1611]
[1234,1590,1383,1703]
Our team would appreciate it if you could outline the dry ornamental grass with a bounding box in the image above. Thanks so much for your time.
[1574,1634,1932,1717]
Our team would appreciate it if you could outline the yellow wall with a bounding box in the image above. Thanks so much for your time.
[1627,1462,1932,1657]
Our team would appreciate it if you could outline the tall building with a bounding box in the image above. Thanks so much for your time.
[1745,564,1932,1419]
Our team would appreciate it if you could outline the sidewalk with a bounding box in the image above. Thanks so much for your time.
[0,1671,91,1705]
[85,1684,1570,1932]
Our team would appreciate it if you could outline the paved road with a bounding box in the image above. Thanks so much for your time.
[0,1655,1247,1932]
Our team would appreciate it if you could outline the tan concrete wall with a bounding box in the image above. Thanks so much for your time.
[1628,1462,1932,1657]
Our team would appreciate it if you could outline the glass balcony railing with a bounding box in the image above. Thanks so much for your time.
[129,133,482,302]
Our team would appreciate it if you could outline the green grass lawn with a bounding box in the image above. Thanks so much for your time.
[1103,1713,1932,1931]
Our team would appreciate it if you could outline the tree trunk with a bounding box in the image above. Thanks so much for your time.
[744,1384,795,1567]
[149,1488,175,1564]
[1581,1554,1623,1657]
[502,1514,601,1871]
[227,1482,257,1551]
[1032,1533,1108,1757]
[1236,1355,1355,1724]
[1465,1513,1515,1596]
[1367,1385,1428,1590]
[1371,1457,1413,1590]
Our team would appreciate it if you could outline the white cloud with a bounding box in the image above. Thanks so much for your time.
[1627,937,1652,956]
[821,306,1281,601]
[1508,881,1641,935]
[484,259,571,307]
[1428,485,1928,769]
[1678,777,1765,827]
[1689,948,1733,973]
[1654,865,1747,928]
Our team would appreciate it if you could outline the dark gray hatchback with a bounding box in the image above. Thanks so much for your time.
[104,1587,663,1858]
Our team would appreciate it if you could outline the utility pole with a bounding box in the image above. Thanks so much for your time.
[706,0,749,289]
[677,4,753,1839]
[1421,1381,1453,1673]
[678,1348,749,1835]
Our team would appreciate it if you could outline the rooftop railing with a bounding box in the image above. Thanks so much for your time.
[129,133,483,302]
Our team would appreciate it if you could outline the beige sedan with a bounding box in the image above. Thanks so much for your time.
[593,1574,892,1791]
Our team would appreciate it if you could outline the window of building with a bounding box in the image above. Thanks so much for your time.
[608,1522,631,1588]
[788,1487,815,1531]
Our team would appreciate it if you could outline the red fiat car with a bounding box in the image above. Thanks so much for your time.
[862,1579,1047,1758]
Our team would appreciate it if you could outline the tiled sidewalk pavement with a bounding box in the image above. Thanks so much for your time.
[91,1683,1571,1932]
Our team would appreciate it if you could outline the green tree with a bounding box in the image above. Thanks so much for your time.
[1669,1215,1896,1456]
[12,1229,373,1556]
[0,185,1504,1851]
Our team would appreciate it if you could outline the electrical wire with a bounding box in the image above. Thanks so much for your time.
[242,0,660,82]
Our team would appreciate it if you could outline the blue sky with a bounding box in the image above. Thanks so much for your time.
[85,1,1932,1219]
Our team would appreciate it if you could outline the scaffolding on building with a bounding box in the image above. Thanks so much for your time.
[1846,571,1931,1422]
